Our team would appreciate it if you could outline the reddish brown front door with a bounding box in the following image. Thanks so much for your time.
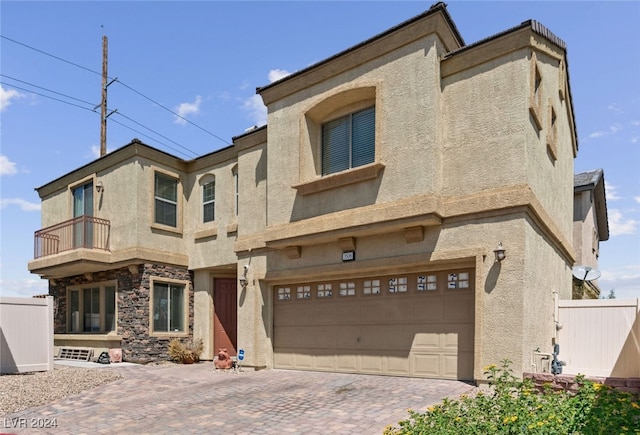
[213,278,238,356]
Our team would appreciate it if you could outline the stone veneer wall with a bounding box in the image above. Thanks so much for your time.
[524,372,640,395]
[49,263,194,363]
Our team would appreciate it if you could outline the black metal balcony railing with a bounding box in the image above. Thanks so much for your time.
[34,216,110,259]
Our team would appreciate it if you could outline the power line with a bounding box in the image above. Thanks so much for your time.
[0,81,197,158]
[0,35,102,77]
[115,112,198,157]
[1,74,96,107]
[0,81,96,113]
[108,117,197,159]
[1,34,232,146]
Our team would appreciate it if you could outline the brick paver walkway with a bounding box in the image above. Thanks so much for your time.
[4,362,474,434]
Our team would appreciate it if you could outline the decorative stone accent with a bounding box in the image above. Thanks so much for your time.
[524,372,640,395]
[48,263,194,363]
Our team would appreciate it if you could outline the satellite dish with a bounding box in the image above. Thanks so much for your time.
[572,265,601,282]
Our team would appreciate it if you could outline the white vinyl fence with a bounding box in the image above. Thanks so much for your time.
[558,298,639,378]
[1,296,54,374]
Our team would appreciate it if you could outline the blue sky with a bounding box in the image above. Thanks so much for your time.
[1,1,639,299]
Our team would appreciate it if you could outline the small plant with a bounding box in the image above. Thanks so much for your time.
[384,359,640,434]
[167,338,203,364]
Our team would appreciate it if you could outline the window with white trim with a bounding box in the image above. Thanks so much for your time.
[322,106,375,175]
[68,284,116,333]
[203,180,215,223]
[151,282,186,333]
[154,173,178,227]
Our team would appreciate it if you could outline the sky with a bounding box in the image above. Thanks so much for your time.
[1,1,639,300]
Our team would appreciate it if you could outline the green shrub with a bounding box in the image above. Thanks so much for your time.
[167,338,204,364]
[384,359,640,435]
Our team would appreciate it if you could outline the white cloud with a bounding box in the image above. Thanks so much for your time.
[268,69,291,83]
[0,155,17,175]
[635,196,640,204]
[632,136,639,144]
[605,182,621,201]
[608,209,637,236]
[607,103,623,113]
[630,120,640,126]
[0,278,48,298]
[242,94,267,127]
[0,198,41,211]
[589,124,622,139]
[0,85,24,111]
[174,95,202,125]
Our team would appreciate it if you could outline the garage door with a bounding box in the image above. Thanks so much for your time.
[273,269,474,380]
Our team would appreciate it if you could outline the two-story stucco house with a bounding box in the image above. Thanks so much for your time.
[29,3,581,381]
[572,169,609,299]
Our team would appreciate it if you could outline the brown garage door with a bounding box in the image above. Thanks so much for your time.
[273,269,474,380]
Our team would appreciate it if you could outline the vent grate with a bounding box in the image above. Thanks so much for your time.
[58,347,93,361]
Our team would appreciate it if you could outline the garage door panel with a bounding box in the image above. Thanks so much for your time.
[360,299,386,323]
[412,354,441,377]
[384,325,417,350]
[336,326,361,349]
[336,352,358,371]
[443,297,474,321]
[273,268,474,380]
[334,301,361,323]
[385,353,411,375]
[385,299,415,322]
[410,298,445,323]
[359,352,384,373]
[359,325,385,350]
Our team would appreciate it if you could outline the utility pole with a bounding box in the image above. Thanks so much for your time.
[99,35,108,157]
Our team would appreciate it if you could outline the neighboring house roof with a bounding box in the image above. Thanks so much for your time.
[574,168,609,241]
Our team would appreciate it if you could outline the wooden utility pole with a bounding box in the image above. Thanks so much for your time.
[99,35,108,157]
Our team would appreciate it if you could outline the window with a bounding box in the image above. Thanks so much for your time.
[339,282,356,296]
[203,180,215,223]
[68,284,116,333]
[277,287,291,300]
[317,283,332,298]
[447,272,470,289]
[72,181,93,248]
[152,282,185,333]
[155,173,178,227]
[297,286,311,299]
[322,106,375,175]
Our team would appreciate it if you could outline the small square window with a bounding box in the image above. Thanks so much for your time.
[277,287,291,300]
[317,283,332,298]
[297,286,311,299]
[339,282,356,296]
[363,279,380,295]
[418,274,437,291]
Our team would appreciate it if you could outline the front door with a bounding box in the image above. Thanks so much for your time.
[213,278,238,356]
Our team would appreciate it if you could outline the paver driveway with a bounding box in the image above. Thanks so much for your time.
[6,362,474,434]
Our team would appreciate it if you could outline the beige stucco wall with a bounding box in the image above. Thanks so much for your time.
[265,35,446,226]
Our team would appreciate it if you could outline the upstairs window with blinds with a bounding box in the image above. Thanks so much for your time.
[322,106,375,175]
[155,173,178,227]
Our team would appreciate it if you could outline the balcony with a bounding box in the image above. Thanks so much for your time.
[29,216,111,279]
[34,216,110,259]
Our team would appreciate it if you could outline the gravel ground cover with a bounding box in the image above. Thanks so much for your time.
[0,365,122,416]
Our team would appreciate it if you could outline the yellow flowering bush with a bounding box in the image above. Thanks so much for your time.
[384,359,640,434]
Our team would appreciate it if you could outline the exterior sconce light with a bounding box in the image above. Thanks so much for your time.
[239,263,249,288]
[494,242,506,262]
[96,181,104,193]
